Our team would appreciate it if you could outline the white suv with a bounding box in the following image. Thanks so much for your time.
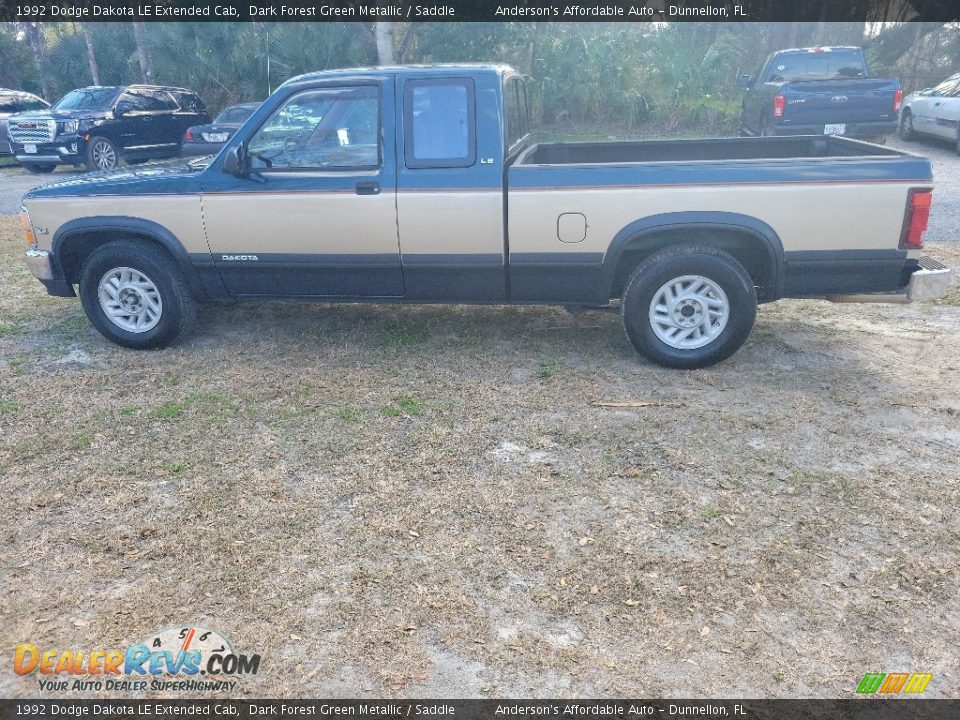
[899,72,960,154]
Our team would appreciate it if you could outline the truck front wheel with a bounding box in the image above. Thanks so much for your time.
[621,246,757,369]
[78,240,197,349]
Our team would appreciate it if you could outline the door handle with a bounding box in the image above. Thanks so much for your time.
[355,181,380,195]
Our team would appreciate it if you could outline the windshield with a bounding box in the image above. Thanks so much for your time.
[215,105,258,124]
[54,87,121,111]
[768,50,866,82]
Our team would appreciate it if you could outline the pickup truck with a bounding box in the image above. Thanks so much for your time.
[738,46,902,139]
[21,64,952,369]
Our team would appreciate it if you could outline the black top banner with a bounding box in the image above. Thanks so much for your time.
[2,700,960,720]
[2,0,960,22]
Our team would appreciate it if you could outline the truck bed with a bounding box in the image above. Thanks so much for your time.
[513,135,905,166]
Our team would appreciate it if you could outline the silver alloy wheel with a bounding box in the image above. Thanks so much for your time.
[92,140,117,169]
[97,267,162,333]
[648,274,729,350]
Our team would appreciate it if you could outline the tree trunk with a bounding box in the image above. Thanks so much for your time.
[23,23,51,99]
[374,22,395,65]
[80,23,100,85]
[132,21,154,83]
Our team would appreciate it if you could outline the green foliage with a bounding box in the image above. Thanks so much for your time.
[4,21,956,134]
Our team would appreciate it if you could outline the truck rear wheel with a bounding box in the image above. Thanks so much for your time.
[621,246,757,369]
[78,240,197,349]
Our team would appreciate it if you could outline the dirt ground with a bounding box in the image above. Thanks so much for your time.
[1,215,958,699]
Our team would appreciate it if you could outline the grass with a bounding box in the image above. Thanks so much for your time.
[380,323,429,348]
[0,322,23,338]
[338,407,361,422]
[537,361,559,379]
[148,400,192,419]
[162,459,190,473]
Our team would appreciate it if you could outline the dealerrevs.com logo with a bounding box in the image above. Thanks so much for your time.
[14,626,260,693]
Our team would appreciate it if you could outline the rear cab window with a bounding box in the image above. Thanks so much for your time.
[767,49,867,82]
[403,78,476,168]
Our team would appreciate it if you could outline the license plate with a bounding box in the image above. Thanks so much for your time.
[24,144,37,154]
[824,124,846,135]
[203,133,229,143]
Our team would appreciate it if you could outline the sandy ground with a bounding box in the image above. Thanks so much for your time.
[0,212,958,698]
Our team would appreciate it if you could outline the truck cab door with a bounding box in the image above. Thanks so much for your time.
[201,79,403,297]
[395,73,507,301]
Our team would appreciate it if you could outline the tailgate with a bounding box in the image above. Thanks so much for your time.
[780,78,899,125]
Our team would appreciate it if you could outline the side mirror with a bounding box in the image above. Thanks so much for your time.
[222,144,248,177]
[114,101,134,117]
[737,74,753,89]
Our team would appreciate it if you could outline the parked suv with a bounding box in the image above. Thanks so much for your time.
[0,89,49,157]
[7,84,209,172]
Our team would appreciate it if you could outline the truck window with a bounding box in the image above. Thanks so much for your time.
[248,86,380,171]
[404,78,475,168]
[767,49,866,82]
[504,76,530,152]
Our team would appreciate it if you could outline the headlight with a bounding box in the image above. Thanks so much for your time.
[61,119,79,134]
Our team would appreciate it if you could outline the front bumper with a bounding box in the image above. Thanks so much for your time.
[827,257,952,304]
[767,120,897,138]
[23,248,75,297]
[12,137,83,165]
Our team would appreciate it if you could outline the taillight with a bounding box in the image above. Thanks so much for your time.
[184,129,193,142]
[893,88,903,113]
[773,95,785,118]
[901,189,932,249]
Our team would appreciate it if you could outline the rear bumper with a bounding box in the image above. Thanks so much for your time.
[768,120,897,138]
[181,141,225,157]
[23,248,75,297]
[827,257,952,304]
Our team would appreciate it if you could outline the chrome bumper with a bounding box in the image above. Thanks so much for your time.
[827,257,953,304]
[24,248,54,281]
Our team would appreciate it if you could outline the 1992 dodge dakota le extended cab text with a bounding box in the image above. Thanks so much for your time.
[21,65,953,368]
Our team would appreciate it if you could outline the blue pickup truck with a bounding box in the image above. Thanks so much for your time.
[20,64,951,369]
[738,46,901,139]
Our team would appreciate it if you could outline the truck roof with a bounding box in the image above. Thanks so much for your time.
[283,63,517,87]
[775,46,862,54]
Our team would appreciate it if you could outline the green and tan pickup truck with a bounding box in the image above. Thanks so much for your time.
[21,64,952,368]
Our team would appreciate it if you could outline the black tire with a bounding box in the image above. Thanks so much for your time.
[759,117,773,137]
[78,240,197,350]
[85,135,119,171]
[899,111,915,141]
[25,164,55,174]
[621,246,757,370]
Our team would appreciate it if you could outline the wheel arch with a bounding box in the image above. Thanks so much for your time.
[601,212,785,303]
[52,216,206,298]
